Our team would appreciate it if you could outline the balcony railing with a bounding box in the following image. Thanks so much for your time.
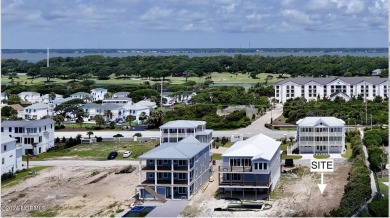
[141,165,189,171]
[140,180,189,185]
[218,165,252,172]
[219,180,270,187]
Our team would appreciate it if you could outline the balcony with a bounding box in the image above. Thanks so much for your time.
[219,165,252,172]
[140,180,189,185]
[141,165,189,171]
[219,180,270,188]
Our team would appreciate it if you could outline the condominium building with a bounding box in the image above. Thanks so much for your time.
[295,117,345,154]
[274,77,388,103]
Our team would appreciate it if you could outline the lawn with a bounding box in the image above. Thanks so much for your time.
[341,143,352,159]
[1,166,50,188]
[25,141,158,161]
[377,177,389,199]
[2,72,285,86]
[212,153,222,160]
[168,72,282,84]
[214,140,233,148]
[281,154,302,160]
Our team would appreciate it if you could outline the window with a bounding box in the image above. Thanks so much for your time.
[39,127,41,132]
[254,163,258,170]
[259,163,263,170]
[15,137,21,143]
[148,173,153,179]
[163,160,168,164]
[178,173,186,180]
[226,174,241,181]
[4,145,7,151]
[39,136,42,143]
[178,160,186,166]
[178,187,186,194]
[1,127,3,132]
[9,127,12,132]
[2,158,4,164]
[263,163,267,170]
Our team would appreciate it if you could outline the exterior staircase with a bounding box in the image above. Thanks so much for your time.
[287,143,299,154]
[141,185,167,203]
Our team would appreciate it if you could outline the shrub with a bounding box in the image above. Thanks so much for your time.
[133,133,142,137]
[55,137,60,143]
[221,137,228,146]
[113,134,124,138]
[96,137,103,142]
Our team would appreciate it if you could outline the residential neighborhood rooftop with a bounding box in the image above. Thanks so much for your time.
[274,77,388,86]
[222,133,281,160]
[1,133,16,144]
[160,120,206,128]
[296,117,346,126]
[1,118,55,127]
[139,136,209,159]
[25,103,48,109]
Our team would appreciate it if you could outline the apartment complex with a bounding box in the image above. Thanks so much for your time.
[295,117,345,154]
[274,77,388,103]
[1,119,55,155]
[219,133,281,200]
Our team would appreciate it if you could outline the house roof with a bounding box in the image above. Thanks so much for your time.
[25,103,48,109]
[330,92,350,100]
[9,104,24,111]
[222,133,281,161]
[1,118,54,128]
[274,77,388,86]
[197,129,213,135]
[91,88,107,91]
[18,91,40,96]
[71,92,90,96]
[1,133,16,145]
[296,117,345,126]
[160,120,206,128]
[134,100,157,107]
[81,103,102,109]
[139,136,209,160]
[100,103,121,110]
[103,97,132,101]
[114,92,130,95]
[122,104,149,110]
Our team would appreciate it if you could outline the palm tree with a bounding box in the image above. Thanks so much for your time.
[94,115,105,128]
[104,92,112,100]
[126,115,136,127]
[87,131,94,139]
[104,110,113,122]
[289,136,295,145]
[49,92,56,101]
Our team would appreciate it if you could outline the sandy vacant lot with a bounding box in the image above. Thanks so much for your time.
[182,159,351,217]
[1,166,138,217]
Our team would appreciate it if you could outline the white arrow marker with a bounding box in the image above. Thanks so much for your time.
[318,173,327,194]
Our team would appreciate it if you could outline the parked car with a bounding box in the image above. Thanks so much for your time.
[107,151,118,160]
[122,151,132,158]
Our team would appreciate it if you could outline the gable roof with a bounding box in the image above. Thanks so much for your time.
[91,88,107,91]
[18,91,40,96]
[1,118,54,128]
[296,117,345,126]
[81,103,101,109]
[114,92,130,95]
[71,92,90,96]
[139,136,209,159]
[222,133,281,161]
[1,133,16,145]
[9,104,24,111]
[100,103,121,110]
[274,77,388,86]
[160,120,206,128]
[25,103,48,109]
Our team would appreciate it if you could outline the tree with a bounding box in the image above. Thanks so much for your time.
[104,92,112,100]
[104,110,113,122]
[49,92,56,101]
[221,137,228,146]
[87,131,94,139]
[1,106,17,117]
[8,72,19,83]
[40,67,56,82]
[53,115,65,128]
[75,108,87,127]
[139,112,148,124]
[7,94,21,105]
[289,136,295,145]
[126,115,136,127]
[54,99,84,117]
[146,109,164,128]
[94,115,105,128]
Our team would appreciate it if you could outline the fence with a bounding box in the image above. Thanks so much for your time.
[102,137,159,142]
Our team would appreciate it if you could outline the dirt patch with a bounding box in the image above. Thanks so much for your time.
[182,159,351,217]
[1,166,138,217]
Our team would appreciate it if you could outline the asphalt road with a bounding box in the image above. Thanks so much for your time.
[55,104,295,140]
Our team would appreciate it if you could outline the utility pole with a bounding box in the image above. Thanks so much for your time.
[160,77,163,109]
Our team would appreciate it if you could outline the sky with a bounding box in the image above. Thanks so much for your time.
[2,0,388,49]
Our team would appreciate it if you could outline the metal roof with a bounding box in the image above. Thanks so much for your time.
[25,103,48,109]
[81,103,102,109]
[274,77,388,86]
[91,88,107,91]
[222,133,281,161]
[1,133,16,145]
[71,92,90,96]
[1,118,54,128]
[160,120,206,128]
[296,117,345,126]
[139,136,209,160]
